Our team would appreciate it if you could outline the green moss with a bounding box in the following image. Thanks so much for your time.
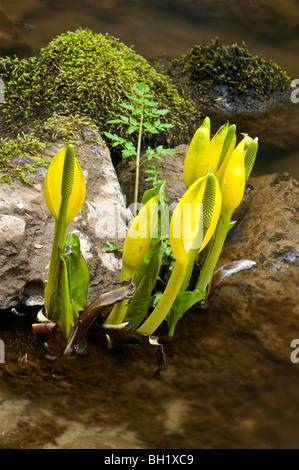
[167,37,291,100]
[0,113,102,186]
[0,132,47,186]
[0,28,198,148]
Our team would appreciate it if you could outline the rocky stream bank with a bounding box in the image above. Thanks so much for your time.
[0,28,298,449]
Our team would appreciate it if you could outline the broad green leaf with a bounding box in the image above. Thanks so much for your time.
[64,233,90,313]
[124,254,156,331]
[140,180,166,205]
[132,239,163,289]
[54,248,75,340]
[167,289,205,336]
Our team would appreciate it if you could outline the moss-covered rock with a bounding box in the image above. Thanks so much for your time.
[154,38,291,115]
[0,28,199,160]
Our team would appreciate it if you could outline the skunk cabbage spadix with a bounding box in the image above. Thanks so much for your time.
[170,172,222,265]
[44,146,86,225]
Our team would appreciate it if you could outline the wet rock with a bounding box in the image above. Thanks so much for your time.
[207,172,299,363]
[0,121,125,310]
[152,39,297,154]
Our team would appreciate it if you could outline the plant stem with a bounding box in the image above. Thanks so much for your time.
[137,261,187,336]
[103,263,134,326]
[44,197,69,318]
[195,207,232,292]
[133,94,144,217]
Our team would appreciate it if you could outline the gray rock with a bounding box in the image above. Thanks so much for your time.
[207,172,299,363]
[0,122,125,310]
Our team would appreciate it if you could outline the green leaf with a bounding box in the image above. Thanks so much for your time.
[141,180,166,205]
[132,240,163,289]
[119,103,135,111]
[128,125,138,134]
[103,132,121,141]
[144,99,159,107]
[120,115,129,123]
[122,149,136,159]
[167,289,206,336]
[128,95,143,105]
[145,168,162,175]
[154,109,169,116]
[64,233,90,313]
[124,254,157,330]
[159,148,175,155]
[159,123,174,129]
[106,119,125,125]
[143,122,159,133]
[129,116,139,126]
[102,240,122,253]
[54,248,74,340]
[228,220,237,231]
[133,82,150,95]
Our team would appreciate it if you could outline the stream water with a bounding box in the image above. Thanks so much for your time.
[0,0,299,451]
[1,0,299,179]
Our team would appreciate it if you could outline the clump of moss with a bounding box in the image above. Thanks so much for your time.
[166,38,291,106]
[0,132,47,185]
[0,112,104,185]
[0,28,199,149]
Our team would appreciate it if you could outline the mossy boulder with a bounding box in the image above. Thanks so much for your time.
[0,28,199,170]
[153,38,291,116]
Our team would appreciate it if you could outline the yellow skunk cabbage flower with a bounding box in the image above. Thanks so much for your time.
[121,194,160,280]
[183,117,210,189]
[183,119,237,189]
[104,194,160,326]
[196,134,259,292]
[43,145,86,327]
[170,172,222,265]
[137,173,221,336]
[220,137,247,213]
[44,146,85,225]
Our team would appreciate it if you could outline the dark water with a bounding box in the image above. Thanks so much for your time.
[1,0,299,179]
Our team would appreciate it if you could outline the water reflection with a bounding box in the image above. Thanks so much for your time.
[1,0,298,177]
